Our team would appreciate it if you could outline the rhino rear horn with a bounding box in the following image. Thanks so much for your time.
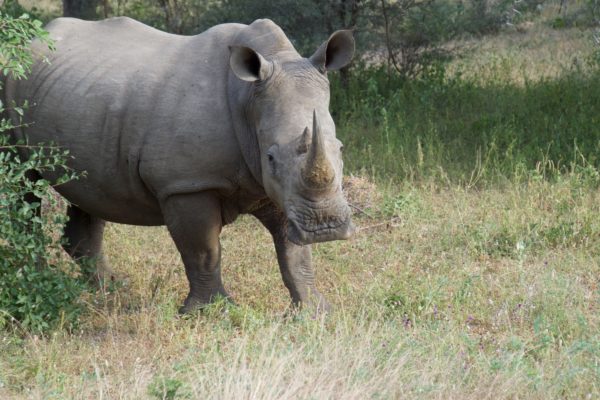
[302,110,335,188]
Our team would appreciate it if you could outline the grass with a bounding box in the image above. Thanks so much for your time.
[1,6,600,399]
[0,172,598,399]
[333,67,600,185]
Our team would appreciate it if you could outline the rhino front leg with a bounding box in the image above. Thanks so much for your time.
[253,204,331,313]
[161,191,229,314]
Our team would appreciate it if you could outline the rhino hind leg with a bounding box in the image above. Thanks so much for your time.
[253,204,331,314]
[161,191,229,314]
[62,205,116,285]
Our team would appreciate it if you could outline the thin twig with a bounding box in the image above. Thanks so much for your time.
[349,203,375,219]
[357,216,401,232]
[381,0,403,75]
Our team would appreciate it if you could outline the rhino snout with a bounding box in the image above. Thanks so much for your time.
[286,204,355,245]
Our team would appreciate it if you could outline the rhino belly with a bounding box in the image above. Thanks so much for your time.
[26,122,165,226]
[53,177,165,226]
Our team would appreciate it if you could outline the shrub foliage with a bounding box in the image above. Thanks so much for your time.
[0,10,85,333]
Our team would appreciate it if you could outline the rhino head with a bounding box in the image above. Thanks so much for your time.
[229,29,355,245]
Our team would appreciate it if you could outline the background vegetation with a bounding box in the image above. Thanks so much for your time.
[0,0,599,398]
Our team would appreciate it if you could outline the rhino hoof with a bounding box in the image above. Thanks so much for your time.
[285,295,332,319]
[178,303,200,315]
[90,270,128,290]
[178,291,232,314]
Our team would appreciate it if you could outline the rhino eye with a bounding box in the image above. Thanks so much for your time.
[266,145,278,172]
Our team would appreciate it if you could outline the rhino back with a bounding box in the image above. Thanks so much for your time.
[8,17,247,224]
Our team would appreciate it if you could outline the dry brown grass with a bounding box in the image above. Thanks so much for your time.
[1,173,599,399]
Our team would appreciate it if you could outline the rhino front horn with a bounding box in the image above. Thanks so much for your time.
[302,110,335,189]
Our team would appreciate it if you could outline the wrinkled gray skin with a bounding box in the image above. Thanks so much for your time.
[3,17,355,313]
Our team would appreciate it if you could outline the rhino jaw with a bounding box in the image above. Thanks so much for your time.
[287,213,355,246]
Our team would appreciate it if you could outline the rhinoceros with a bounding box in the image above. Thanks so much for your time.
[3,17,355,313]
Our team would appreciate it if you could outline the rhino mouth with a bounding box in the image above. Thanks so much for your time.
[286,203,355,245]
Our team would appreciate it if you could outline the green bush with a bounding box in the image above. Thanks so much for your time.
[0,10,86,333]
[0,137,85,332]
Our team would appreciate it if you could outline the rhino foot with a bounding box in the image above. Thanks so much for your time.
[285,291,332,319]
[91,269,128,290]
[178,289,231,314]
[81,254,127,289]
[306,293,332,315]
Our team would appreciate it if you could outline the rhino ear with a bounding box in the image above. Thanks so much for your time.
[229,46,272,82]
[309,30,355,72]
